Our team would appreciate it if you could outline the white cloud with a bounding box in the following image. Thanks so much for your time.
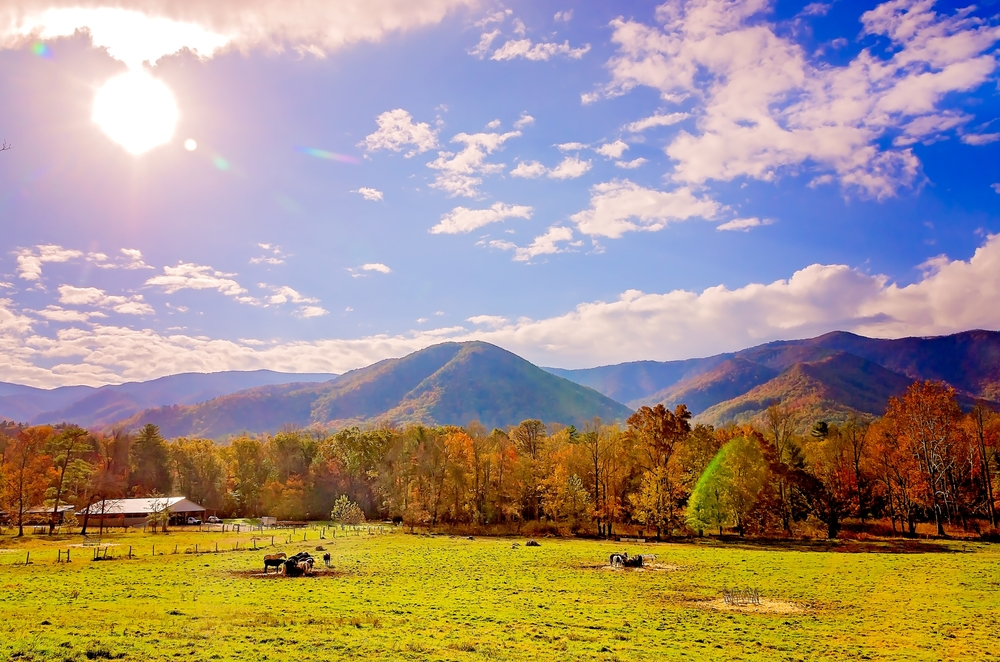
[554,10,574,22]
[548,155,592,180]
[362,109,439,157]
[490,226,579,262]
[615,158,648,169]
[431,202,533,234]
[491,38,590,61]
[88,248,153,270]
[297,306,329,318]
[146,263,257,304]
[427,130,521,197]
[118,248,153,270]
[599,0,1000,199]
[624,112,690,132]
[467,314,508,327]
[799,2,831,17]
[595,140,629,159]
[356,187,384,201]
[469,29,500,58]
[716,217,775,232]
[570,179,721,238]
[514,113,535,129]
[57,285,153,315]
[266,285,318,306]
[16,245,83,281]
[475,9,511,28]
[486,119,502,129]
[992,183,1000,194]
[11,235,1000,385]
[34,306,107,323]
[1,1,476,69]
[510,160,547,178]
[362,263,392,274]
[250,244,286,265]
[556,142,587,151]
[962,133,1000,146]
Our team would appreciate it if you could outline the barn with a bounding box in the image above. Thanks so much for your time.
[77,497,206,528]
[24,504,75,525]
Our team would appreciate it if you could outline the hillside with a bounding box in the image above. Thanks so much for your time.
[113,342,633,438]
[0,370,338,427]
[550,330,1000,424]
[696,352,915,429]
[652,358,779,414]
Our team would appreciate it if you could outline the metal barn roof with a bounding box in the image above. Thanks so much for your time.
[77,497,205,516]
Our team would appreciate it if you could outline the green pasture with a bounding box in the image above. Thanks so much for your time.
[1,526,998,661]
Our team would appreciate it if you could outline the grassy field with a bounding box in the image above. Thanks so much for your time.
[1,525,998,661]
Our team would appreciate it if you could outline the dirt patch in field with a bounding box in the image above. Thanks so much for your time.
[692,597,806,614]
[600,563,683,573]
[228,568,348,580]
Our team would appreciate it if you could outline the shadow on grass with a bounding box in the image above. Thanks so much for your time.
[686,536,968,554]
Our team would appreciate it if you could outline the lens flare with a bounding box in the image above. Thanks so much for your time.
[296,146,359,164]
[184,139,197,151]
[31,42,52,58]
[93,70,178,155]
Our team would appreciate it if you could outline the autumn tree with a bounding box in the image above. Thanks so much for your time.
[82,428,132,535]
[885,381,963,536]
[575,418,626,536]
[627,404,691,538]
[511,419,547,520]
[45,426,93,534]
[966,403,998,527]
[1,427,55,536]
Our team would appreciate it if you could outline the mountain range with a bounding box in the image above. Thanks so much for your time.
[111,342,631,438]
[0,370,337,428]
[549,329,1000,428]
[4,330,999,439]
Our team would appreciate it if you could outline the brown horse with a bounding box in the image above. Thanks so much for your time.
[263,552,286,573]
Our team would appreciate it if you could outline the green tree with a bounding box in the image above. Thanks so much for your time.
[224,437,272,517]
[331,494,366,525]
[130,424,171,495]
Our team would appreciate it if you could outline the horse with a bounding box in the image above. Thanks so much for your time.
[610,553,625,568]
[323,552,331,567]
[263,552,286,573]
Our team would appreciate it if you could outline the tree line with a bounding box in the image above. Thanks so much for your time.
[1,380,998,539]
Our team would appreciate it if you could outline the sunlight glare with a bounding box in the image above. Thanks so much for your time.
[93,70,178,155]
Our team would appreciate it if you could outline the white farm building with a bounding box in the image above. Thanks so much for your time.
[77,497,206,528]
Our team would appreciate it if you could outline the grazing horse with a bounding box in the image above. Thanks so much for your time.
[323,552,331,567]
[610,553,625,568]
[263,552,286,573]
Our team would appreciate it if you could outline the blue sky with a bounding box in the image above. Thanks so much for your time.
[0,0,999,386]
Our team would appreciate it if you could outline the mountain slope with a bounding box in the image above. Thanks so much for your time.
[545,356,729,408]
[113,342,633,438]
[652,358,780,414]
[0,371,337,426]
[551,330,1000,413]
[696,352,914,429]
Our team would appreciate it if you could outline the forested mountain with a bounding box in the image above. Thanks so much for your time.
[0,370,338,427]
[550,330,1000,427]
[112,342,632,438]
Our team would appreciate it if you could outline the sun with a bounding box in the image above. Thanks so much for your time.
[93,70,179,155]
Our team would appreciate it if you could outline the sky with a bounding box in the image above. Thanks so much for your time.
[1,0,999,387]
